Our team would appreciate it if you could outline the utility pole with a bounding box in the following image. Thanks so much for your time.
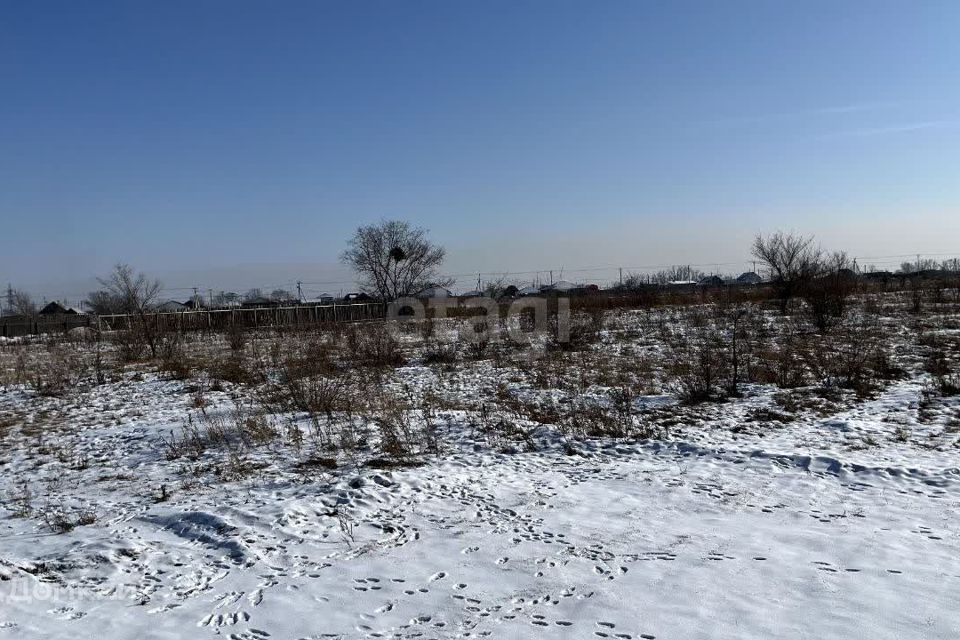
[477,273,481,292]
[619,267,623,287]
[549,270,554,286]
[297,281,303,302]
[192,287,199,307]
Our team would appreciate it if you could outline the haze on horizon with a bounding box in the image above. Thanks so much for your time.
[2,1,959,302]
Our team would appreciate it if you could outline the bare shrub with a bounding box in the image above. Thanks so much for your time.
[86,328,112,385]
[802,252,858,332]
[227,324,247,352]
[161,402,277,462]
[669,338,729,403]
[271,372,354,423]
[422,339,458,365]
[925,348,951,377]
[207,353,255,385]
[5,481,34,518]
[804,314,893,396]
[665,310,730,403]
[560,401,625,438]
[466,333,491,360]
[27,341,88,397]
[908,280,925,314]
[550,309,603,352]
[752,232,823,313]
[112,326,148,362]
[40,504,97,534]
[935,373,960,396]
[157,331,192,380]
[749,312,811,389]
[364,389,438,460]
[343,323,405,368]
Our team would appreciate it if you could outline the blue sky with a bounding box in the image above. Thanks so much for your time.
[2,1,959,299]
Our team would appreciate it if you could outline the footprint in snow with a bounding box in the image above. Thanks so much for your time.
[228,631,270,640]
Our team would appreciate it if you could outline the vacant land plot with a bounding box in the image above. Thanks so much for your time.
[1,291,959,639]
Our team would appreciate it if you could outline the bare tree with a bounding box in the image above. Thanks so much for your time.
[4,288,37,316]
[89,264,163,357]
[898,258,940,274]
[341,220,452,301]
[94,264,162,314]
[213,291,240,306]
[270,289,295,302]
[752,232,823,313]
[243,288,265,302]
[649,265,706,285]
[85,290,123,315]
[483,274,515,299]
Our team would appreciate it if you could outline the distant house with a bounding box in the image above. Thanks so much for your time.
[39,301,77,316]
[836,268,859,281]
[241,296,275,308]
[517,285,541,296]
[460,290,484,298]
[157,300,187,312]
[303,294,335,305]
[736,272,763,285]
[863,270,893,281]
[342,292,373,303]
[698,275,725,287]
[541,280,578,293]
[416,286,452,299]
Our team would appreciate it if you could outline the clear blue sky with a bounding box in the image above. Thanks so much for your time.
[2,1,959,299]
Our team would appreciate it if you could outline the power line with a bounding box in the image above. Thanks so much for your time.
[13,250,960,302]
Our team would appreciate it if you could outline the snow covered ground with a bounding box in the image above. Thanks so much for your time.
[1,307,959,639]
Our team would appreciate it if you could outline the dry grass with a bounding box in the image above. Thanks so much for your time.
[3,287,958,488]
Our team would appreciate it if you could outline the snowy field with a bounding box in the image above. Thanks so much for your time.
[1,300,959,639]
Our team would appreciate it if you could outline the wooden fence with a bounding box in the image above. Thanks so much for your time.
[0,302,385,338]
[97,302,386,333]
[0,314,92,339]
